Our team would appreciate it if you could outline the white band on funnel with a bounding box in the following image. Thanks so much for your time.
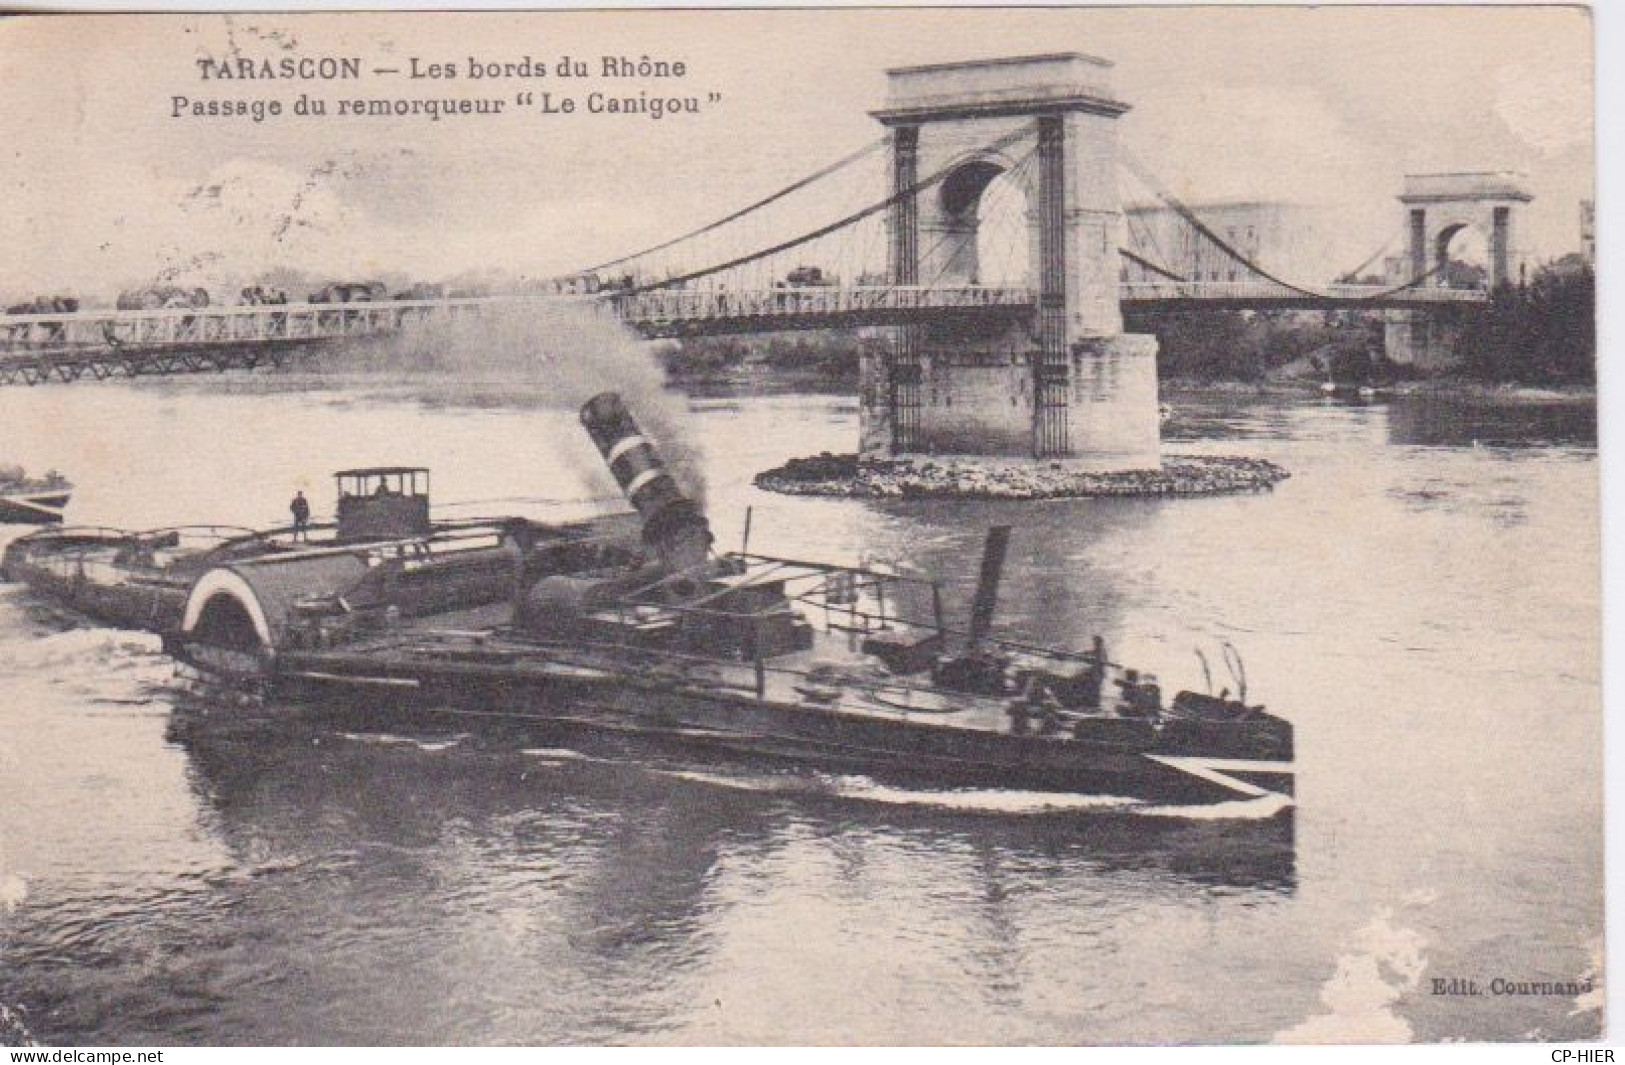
[605,434,653,466]
[623,468,667,498]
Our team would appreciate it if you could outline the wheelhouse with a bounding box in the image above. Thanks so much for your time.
[334,467,431,542]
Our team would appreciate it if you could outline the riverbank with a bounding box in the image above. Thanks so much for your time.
[1161,377,1597,406]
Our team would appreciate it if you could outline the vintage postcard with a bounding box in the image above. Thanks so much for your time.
[0,5,1601,1049]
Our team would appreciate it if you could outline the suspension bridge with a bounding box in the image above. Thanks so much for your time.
[0,274,1483,384]
[1,53,1527,466]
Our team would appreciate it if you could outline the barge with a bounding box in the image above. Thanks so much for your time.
[159,393,1295,808]
[0,467,605,634]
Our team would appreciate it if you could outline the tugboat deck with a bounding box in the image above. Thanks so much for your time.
[283,618,1121,737]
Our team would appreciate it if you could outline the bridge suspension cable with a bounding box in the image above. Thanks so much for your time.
[1119,150,1452,303]
[573,136,889,277]
[1119,148,1336,300]
[1338,229,1401,283]
[1348,256,1449,300]
[1120,202,1186,281]
[619,124,1038,295]
[1118,247,1187,282]
[916,143,1041,288]
[1319,228,1460,303]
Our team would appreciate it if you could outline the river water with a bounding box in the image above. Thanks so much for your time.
[0,376,1601,1045]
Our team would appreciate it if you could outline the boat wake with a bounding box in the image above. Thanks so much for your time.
[1131,791,1293,821]
[0,625,161,674]
[1272,906,1429,1043]
[519,744,1146,812]
[644,762,1286,819]
[337,731,469,753]
[526,743,1293,819]
[811,774,1145,814]
[0,624,174,707]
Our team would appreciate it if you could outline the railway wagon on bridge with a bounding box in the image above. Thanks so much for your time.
[116,286,210,311]
[6,296,80,315]
[309,281,388,304]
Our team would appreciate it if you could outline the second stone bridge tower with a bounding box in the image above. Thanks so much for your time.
[861,53,1160,470]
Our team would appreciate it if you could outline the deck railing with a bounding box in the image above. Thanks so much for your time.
[0,298,495,355]
[0,279,1491,381]
[1120,280,1490,304]
[608,284,1035,326]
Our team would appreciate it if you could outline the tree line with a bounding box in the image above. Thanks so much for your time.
[1452,258,1594,385]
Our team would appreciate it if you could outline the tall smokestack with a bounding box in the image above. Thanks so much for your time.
[966,525,1011,650]
[580,391,713,571]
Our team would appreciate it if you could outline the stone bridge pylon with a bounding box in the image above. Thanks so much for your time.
[861,53,1160,469]
[1385,171,1532,369]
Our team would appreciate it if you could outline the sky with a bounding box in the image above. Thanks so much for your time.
[0,6,1595,300]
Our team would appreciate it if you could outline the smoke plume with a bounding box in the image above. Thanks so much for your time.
[375,298,706,509]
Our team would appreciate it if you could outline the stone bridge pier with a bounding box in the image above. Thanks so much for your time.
[860,53,1160,470]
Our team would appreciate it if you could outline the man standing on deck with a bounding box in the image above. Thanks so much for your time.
[290,490,311,542]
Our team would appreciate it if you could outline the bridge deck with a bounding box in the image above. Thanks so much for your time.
[0,282,1489,385]
[612,285,1035,337]
[1119,280,1489,310]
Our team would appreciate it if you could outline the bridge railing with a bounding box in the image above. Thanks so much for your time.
[1120,280,1490,304]
[0,298,496,355]
[608,284,1035,325]
[3,280,1491,361]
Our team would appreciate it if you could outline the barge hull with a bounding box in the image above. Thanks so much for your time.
[3,563,188,629]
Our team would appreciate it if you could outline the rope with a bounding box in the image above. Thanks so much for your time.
[574,136,888,277]
[619,125,1038,295]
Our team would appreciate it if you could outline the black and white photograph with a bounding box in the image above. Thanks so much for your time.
[0,3,1603,1049]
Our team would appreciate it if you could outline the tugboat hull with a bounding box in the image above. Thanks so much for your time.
[174,637,1293,807]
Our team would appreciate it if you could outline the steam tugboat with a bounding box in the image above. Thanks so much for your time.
[162,393,1295,807]
[0,465,72,524]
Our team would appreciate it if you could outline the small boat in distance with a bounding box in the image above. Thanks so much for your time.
[0,465,72,524]
[1319,381,1392,403]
